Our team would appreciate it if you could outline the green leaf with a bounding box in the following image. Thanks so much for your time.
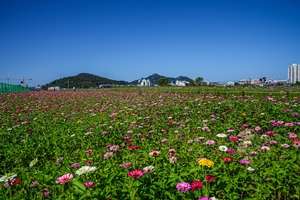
[105,173,117,184]
[72,179,86,193]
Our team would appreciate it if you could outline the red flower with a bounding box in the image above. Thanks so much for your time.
[128,145,138,150]
[222,157,233,162]
[191,181,203,190]
[193,130,199,133]
[10,178,20,185]
[168,119,174,123]
[126,139,133,143]
[227,110,232,113]
[205,175,214,182]
[229,136,238,142]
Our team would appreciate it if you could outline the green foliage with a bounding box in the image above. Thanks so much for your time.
[0,89,299,199]
[158,78,169,86]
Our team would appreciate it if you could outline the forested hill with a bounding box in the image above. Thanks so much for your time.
[44,73,129,88]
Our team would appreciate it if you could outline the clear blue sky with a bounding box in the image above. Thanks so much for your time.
[1,0,299,86]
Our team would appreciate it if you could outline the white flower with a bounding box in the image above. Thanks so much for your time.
[29,158,38,167]
[75,166,97,175]
[0,173,17,182]
[243,141,252,145]
[143,166,154,174]
[219,146,228,152]
[260,135,268,139]
[247,166,255,172]
[149,151,160,157]
[216,133,227,138]
[169,157,177,163]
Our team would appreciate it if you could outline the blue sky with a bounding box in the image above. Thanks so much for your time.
[1,0,299,86]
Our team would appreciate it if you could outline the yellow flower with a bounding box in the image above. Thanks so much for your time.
[115,122,120,124]
[77,120,82,123]
[198,159,214,167]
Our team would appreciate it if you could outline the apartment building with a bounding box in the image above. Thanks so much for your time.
[288,64,300,84]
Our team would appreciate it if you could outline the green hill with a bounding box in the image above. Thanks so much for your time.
[43,73,129,88]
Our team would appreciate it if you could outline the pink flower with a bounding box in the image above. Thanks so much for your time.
[250,151,258,155]
[269,140,278,145]
[84,182,94,188]
[103,152,113,159]
[261,146,270,151]
[204,140,215,145]
[281,144,290,148]
[227,129,234,133]
[284,123,294,127]
[288,133,298,139]
[3,182,9,188]
[30,181,38,188]
[128,170,144,178]
[86,149,93,154]
[176,182,191,193]
[85,132,93,135]
[56,173,73,184]
[110,145,120,151]
[101,131,107,135]
[255,126,261,131]
[71,163,80,168]
[21,121,27,125]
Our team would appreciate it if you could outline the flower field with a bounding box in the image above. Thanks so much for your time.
[0,89,299,199]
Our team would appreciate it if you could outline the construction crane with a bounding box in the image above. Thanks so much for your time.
[0,77,32,87]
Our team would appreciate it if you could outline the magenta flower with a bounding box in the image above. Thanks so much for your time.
[101,131,107,135]
[226,148,235,154]
[176,182,191,193]
[84,182,94,188]
[240,159,250,165]
[71,163,80,168]
[128,170,144,178]
[198,197,213,200]
[123,162,132,168]
[56,173,73,184]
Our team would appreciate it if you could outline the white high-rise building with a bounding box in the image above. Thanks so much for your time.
[288,64,300,84]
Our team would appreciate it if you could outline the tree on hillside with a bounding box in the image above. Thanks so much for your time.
[189,80,195,86]
[158,78,168,86]
[195,77,204,85]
